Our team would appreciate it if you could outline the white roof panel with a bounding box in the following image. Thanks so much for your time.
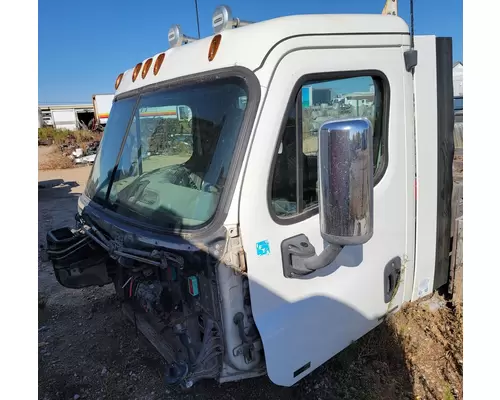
[115,14,409,95]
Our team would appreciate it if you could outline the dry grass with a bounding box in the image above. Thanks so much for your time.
[38,128,101,171]
[390,295,463,400]
[38,127,101,146]
[38,146,75,170]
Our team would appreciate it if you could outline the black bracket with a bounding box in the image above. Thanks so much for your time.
[281,234,343,278]
[404,49,418,72]
[233,312,257,363]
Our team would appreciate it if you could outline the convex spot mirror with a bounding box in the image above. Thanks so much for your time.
[318,117,374,246]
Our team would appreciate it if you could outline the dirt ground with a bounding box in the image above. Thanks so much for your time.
[38,163,463,400]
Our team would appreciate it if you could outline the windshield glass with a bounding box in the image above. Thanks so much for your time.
[85,77,249,230]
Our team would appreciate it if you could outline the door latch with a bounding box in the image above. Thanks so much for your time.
[384,256,402,303]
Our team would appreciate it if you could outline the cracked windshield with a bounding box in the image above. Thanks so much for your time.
[85,77,248,229]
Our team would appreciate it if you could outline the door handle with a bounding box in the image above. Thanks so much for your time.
[384,257,402,303]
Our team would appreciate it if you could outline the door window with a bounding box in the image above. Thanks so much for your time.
[270,75,388,219]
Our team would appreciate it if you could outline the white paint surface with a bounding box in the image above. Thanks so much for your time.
[412,36,439,301]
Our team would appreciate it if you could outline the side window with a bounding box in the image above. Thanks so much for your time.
[270,75,386,219]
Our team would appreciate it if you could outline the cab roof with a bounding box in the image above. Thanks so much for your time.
[115,14,409,96]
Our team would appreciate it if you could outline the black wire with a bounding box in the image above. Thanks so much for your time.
[194,0,201,39]
[134,308,138,337]
[410,0,415,48]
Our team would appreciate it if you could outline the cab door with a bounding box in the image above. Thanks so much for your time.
[239,45,415,386]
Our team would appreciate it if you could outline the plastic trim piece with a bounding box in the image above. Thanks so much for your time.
[404,49,418,72]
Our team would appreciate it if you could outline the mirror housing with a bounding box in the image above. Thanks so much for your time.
[318,118,374,246]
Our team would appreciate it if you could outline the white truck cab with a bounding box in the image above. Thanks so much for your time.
[46,6,454,389]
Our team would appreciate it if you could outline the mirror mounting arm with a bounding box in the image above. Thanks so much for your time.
[281,234,343,278]
[303,243,343,271]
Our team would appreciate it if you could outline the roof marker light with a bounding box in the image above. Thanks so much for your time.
[212,5,252,34]
[142,58,153,79]
[115,73,124,90]
[132,62,142,82]
[168,24,197,48]
[153,53,165,75]
[208,34,222,62]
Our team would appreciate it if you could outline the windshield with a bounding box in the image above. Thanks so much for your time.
[85,77,249,230]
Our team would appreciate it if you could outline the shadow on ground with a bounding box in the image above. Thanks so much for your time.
[38,179,80,200]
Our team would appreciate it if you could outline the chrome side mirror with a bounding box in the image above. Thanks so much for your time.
[280,118,375,278]
[318,118,374,245]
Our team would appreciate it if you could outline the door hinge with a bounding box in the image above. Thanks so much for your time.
[220,225,247,274]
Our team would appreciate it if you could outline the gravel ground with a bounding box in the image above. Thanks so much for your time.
[38,166,462,400]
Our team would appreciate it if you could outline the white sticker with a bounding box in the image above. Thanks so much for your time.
[417,278,430,297]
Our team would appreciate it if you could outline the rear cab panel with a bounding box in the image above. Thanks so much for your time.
[412,35,455,300]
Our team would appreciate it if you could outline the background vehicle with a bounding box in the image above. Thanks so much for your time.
[45,3,459,390]
[90,94,114,131]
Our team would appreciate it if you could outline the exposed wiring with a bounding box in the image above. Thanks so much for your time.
[121,276,132,289]
[81,223,183,269]
[129,277,134,298]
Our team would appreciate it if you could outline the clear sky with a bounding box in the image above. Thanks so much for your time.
[38,0,463,104]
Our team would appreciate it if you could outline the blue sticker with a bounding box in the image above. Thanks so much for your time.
[256,240,271,256]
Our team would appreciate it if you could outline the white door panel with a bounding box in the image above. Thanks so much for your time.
[240,46,415,386]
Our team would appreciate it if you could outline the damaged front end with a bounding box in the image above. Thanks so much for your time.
[45,68,265,387]
[45,210,265,388]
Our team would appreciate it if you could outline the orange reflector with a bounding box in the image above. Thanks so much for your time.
[208,34,222,62]
[115,73,124,90]
[132,62,142,82]
[142,58,153,79]
[154,53,166,76]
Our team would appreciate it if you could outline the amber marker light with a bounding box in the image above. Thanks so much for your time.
[208,34,222,62]
[142,58,153,79]
[115,73,124,90]
[154,53,166,75]
[132,62,142,82]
